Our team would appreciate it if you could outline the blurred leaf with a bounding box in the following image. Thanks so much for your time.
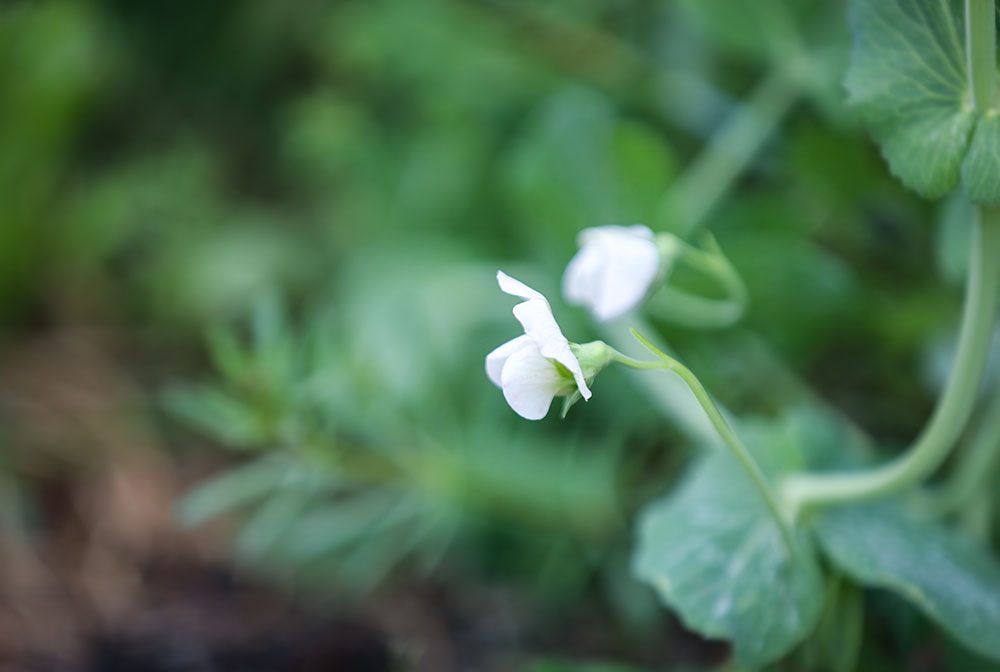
[278,492,406,562]
[0,1,107,310]
[144,220,314,321]
[633,416,825,667]
[163,384,265,448]
[317,0,547,117]
[206,324,251,386]
[720,199,858,360]
[177,455,303,527]
[504,87,676,263]
[675,0,805,62]
[845,0,999,201]
[237,487,316,559]
[816,503,1000,661]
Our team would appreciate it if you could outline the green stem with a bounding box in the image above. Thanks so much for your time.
[598,315,719,443]
[596,67,797,436]
[614,331,797,557]
[781,207,1000,516]
[659,70,799,238]
[925,382,1000,517]
[646,287,745,328]
[966,0,997,112]
[649,233,748,328]
[780,2,1000,516]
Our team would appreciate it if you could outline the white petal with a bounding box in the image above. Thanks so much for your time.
[485,334,533,387]
[495,270,592,401]
[578,224,654,246]
[562,243,604,307]
[563,225,660,322]
[500,341,566,420]
[512,299,591,400]
[497,270,546,301]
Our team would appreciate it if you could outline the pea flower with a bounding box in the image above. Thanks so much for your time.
[486,271,595,420]
[562,224,662,321]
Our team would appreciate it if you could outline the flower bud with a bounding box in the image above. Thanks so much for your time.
[563,225,662,321]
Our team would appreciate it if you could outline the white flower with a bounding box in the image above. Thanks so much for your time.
[486,271,592,420]
[562,224,661,322]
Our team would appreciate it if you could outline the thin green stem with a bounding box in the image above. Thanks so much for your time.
[596,66,798,437]
[781,208,1000,516]
[597,316,719,443]
[966,0,997,112]
[646,287,745,328]
[925,381,1000,517]
[614,332,798,557]
[780,2,1000,516]
[659,70,799,238]
[649,234,748,328]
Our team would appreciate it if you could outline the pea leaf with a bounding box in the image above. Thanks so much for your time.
[816,503,1000,661]
[847,0,1000,202]
[847,0,974,198]
[632,417,825,667]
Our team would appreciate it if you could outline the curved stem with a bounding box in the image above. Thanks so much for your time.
[596,66,799,440]
[646,287,745,328]
[780,4,1000,517]
[649,233,748,328]
[598,316,718,443]
[925,381,1000,517]
[614,332,797,557]
[781,208,1000,516]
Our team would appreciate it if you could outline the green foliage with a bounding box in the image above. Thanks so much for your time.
[0,1,107,313]
[846,0,1000,202]
[4,0,998,668]
[816,503,1000,662]
[676,0,807,63]
[168,284,622,587]
[504,87,678,263]
[633,415,826,667]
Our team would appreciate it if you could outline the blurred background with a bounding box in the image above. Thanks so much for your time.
[0,0,975,669]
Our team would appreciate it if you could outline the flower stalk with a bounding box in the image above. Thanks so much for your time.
[616,330,797,558]
[647,233,748,328]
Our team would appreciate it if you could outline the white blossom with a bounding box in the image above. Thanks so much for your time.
[486,271,591,420]
[563,224,661,321]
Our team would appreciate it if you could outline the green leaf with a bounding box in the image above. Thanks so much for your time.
[962,113,1000,206]
[162,384,265,448]
[846,0,975,198]
[176,455,303,527]
[503,88,677,263]
[847,0,1000,203]
[816,503,1000,661]
[632,417,825,667]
